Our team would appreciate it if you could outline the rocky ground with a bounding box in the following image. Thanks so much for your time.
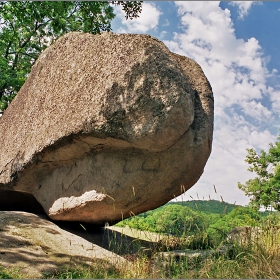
[0,211,130,278]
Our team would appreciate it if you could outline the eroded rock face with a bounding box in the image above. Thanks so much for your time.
[0,32,214,224]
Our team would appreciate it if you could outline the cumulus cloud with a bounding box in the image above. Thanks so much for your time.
[230,1,261,19]
[112,1,279,205]
[114,2,161,33]
[166,1,278,205]
[164,2,274,120]
[268,87,280,114]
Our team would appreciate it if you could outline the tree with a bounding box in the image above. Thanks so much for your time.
[206,206,261,245]
[151,204,207,236]
[238,135,280,211]
[118,204,208,236]
[0,1,142,111]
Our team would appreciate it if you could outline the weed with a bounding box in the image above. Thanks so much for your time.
[0,265,22,279]
[43,261,121,279]
[1,196,280,279]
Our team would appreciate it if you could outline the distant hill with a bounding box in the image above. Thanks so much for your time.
[168,200,241,215]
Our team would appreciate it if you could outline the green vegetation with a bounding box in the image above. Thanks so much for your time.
[114,201,280,278]
[238,134,280,211]
[0,1,142,111]
[0,199,280,278]
[118,203,207,236]
[170,199,239,214]
[117,200,261,246]
[0,266,22,279]
[206,205,261,244]
[0,4,279,276]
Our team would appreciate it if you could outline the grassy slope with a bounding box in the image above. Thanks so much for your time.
[168,200,240,214]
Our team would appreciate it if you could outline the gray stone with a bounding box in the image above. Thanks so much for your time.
[226,226,263,244]
[149,249,214,278]
[0,32,214,224]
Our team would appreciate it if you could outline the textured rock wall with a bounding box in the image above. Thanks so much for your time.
[0,32,214,224]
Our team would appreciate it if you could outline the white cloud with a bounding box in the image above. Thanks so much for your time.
[242,100,272,120]
[167,1,279,205]
[183,117,276,205]
[159,30,168,39]
[114,2,161,33]
[164,4,270,122]
[230,1,261,19]
[268,87,280,114]
[162,19,170,27]
[111,1,279,206]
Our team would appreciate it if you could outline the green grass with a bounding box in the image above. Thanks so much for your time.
[148,224,280,278]
[1,201,280,279]
[0,265,22,279]
[45,215,280,279]
[1,223,280,279]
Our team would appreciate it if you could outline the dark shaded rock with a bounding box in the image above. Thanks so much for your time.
[0,190,45,213]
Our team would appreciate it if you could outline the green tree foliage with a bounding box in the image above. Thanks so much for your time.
[238,135,280,211]
[0,1,142,110]
[170,200,239,215]
[207,206,261,244]
[117,201,268,247]
[152,204,207,236]
[118,204,210,236]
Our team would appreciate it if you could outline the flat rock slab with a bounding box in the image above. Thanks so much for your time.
[0,32,214,224]
[0,211,128,278]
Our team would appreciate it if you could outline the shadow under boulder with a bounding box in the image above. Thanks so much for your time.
[55,221,159,259]
[0,190,45,214]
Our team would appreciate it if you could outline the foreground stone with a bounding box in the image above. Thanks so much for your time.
[149,249,214,278]
[149,246,229,277]
[0,211,128,278]
[226,226,264,244]
[0,32,214,224]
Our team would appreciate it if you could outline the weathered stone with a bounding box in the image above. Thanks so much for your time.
[0,211,129,278]
[149,249,213,278]
[226,226,263,244]
[0,32,214,224]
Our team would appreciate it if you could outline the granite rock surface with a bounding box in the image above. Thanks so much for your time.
[0,32,214,224]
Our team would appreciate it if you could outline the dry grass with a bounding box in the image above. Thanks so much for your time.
[46,220,280,279]
[1,213,280,278]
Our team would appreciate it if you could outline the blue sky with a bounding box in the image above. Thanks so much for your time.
[111,1,280,206]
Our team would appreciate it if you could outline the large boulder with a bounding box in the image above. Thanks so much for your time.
[0,32,214,224]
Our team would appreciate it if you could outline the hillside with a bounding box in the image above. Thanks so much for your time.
[168,200,241,214]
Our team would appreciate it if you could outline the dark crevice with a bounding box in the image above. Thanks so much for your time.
[0,190,45,214]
